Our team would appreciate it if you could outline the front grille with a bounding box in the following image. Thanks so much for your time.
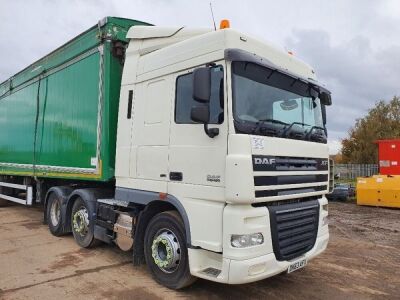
[252,155,329,172]
[255,185,327,198]
[268,199,319,261]
[254,174,328,186]
[252,155,328,198]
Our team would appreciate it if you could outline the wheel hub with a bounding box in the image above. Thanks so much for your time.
[72,207,89,237]
[50,198,61,226]
[151,230,181,273]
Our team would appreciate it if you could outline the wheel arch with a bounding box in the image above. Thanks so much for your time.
[133,198,192,266]
[164,195,192,245]
[114,188,192,265]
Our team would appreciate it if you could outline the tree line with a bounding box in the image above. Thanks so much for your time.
[339,96,400,164]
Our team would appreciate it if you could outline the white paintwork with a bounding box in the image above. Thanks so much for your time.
[188,197,329,284]
[133,77,171,188]
[0,181,33,205]
[114,25,330,284]
[0,182,29,190]
[0,194,28,205]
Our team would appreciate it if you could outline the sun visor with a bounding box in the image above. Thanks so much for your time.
[225,48,332,105]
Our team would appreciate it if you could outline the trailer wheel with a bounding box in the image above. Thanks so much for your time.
[144,211,196,289]
[71,197,98,248]
[46,192,64,236]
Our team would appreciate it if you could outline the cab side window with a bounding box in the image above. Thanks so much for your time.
[175,66,224,124]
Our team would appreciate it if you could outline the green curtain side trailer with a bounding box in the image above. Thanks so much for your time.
[0,17,150,206]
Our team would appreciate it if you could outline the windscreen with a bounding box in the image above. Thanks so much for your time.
[232,61,326,143]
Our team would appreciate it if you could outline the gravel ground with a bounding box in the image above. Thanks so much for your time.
[0,201,399,300]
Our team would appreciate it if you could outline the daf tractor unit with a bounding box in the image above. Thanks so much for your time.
[0,17,332,289]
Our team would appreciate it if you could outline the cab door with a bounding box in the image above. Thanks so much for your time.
[168,64,227,190]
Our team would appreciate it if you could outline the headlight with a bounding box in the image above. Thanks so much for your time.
[231,233,264,248]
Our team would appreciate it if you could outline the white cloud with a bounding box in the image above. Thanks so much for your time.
[328,139,342,155]
[286,28,400,143]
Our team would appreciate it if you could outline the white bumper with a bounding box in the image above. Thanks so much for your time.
[188,197,329,284]
[189,232,329,284]
[228,232,328,284]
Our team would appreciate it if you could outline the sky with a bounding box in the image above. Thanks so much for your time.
[1,0,399,154]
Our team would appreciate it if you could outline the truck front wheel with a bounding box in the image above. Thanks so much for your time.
[144,211,196,289]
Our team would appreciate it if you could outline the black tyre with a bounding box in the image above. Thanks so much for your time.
[46,192,64,236]
[144,211,196,289]
[71,197,99,248]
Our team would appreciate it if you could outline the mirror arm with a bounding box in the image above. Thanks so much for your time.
[204,124,219,138]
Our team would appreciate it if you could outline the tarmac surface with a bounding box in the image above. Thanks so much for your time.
[0,200,399,300]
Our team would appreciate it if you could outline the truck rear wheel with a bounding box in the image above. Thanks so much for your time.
[144,211,196,289]
[71,197,99,248]
[47,192,64,236]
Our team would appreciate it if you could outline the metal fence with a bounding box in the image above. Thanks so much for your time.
[333,164,378,180]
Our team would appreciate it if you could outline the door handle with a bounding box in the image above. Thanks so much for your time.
[127,90,133,119]
[169,172,183,181]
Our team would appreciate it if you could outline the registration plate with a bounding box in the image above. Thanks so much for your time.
[287,258,307,273]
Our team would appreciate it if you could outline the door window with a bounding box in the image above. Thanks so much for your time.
[175,66,224,124]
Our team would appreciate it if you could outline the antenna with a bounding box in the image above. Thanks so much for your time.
[209,2,217,31]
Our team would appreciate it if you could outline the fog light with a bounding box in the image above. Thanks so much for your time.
[231,233,264,248]
[322,215,329,226]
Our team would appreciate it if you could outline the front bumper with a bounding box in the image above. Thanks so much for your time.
[228,232,329,284]
[189,232,329,284]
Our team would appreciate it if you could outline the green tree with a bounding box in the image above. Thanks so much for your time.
[341,96,400,163]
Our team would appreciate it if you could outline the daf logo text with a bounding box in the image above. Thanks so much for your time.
[254,157,276,165]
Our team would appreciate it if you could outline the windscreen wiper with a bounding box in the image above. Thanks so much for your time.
[252,119,288,134]
[305,125,326,141]
[282,122,310,137]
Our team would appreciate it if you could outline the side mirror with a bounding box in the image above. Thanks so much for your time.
[190,105,210,123]
[193,67,211,103]
[320,91,332,105]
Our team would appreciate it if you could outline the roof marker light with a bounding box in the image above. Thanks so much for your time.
[220,19,230,29]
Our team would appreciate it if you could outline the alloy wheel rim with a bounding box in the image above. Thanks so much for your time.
[50,198,61,226]
[72,206,89,237]
[151,229,181,273]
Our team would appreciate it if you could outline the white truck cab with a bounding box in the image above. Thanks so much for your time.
[112,24,331,287]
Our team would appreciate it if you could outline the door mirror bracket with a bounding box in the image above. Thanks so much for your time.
[190,105,219,138]
[204,124,219,138]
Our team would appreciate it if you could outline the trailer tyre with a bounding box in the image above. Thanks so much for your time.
[71,197,99,248]
[46,192,64,236]
[144,211,196,289]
